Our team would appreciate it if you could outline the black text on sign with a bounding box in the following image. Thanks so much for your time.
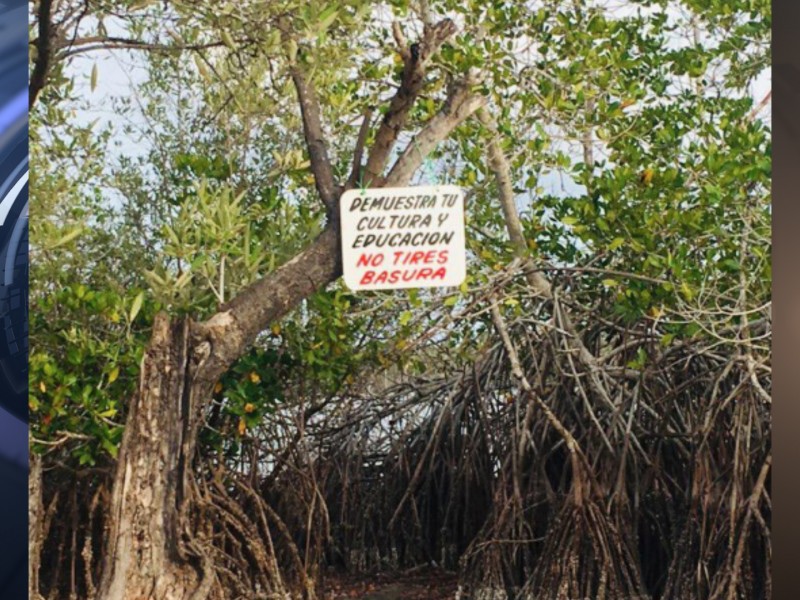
[340,185,467,291]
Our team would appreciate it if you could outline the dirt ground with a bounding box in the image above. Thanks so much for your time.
[320,567,459,599]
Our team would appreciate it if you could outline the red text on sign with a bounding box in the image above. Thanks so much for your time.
[359,267,448,286]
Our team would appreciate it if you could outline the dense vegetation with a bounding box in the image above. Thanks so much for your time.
[29,0,770,598]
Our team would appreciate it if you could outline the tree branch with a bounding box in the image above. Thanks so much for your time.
[746,89,771,123]
[192,77,482,385]
[189,22,473,386]
[59,37,230,59]
[198,225,342,384]
[347,108,374,188]
[476,108,552,298]
[30,0,55,108]
[289,65,339,213]
[362,18,458,185]
[385,76,486,186]
[489,301,588,506]
[477,107,620,421]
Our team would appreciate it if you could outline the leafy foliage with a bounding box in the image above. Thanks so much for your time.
[28,0,770,598]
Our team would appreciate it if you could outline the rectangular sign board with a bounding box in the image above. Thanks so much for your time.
[340,185,466,291]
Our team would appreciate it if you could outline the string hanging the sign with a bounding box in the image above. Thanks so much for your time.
[356,165,367,197]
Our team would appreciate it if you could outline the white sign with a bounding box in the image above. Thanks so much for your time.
[340,184,466,291]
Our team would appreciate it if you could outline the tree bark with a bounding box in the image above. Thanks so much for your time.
[29,453,45,600]
[30,0,55,108]
[97,225,342,600]
[97,315,206,600]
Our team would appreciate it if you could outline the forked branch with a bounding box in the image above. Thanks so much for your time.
[386,74,486,186]
[363,18,458,185]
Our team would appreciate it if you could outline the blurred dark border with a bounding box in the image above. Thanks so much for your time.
[773,2,798,598]
[0,0,28,597]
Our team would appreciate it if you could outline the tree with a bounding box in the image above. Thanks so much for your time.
[29,1,770,598]
[30,3,489,597]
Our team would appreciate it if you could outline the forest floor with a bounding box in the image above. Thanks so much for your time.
[320,567,459,599]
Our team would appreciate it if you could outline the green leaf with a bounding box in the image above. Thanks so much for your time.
[194,54,211,81]
[317,5,339,33]
[50,227,84,249]
[286,39,298,63]
[221,30,237,50]
[129,0,155,11]
[608,237,626,251]
[128,292,145,324]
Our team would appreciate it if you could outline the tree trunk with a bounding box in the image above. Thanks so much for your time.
[97,226,341,600]
[97,314,209,600]
[29,452,45,600]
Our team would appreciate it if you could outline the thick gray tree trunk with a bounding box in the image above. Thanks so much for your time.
[96,228,341,600]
